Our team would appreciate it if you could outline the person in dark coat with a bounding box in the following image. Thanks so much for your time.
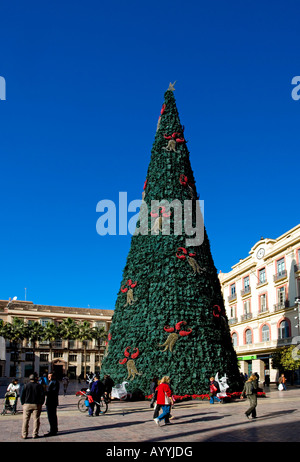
[88,374,105,416]
[44,372,60,436]
[150,377,158,408]
[103,374,114,402]
[21,374,45,439]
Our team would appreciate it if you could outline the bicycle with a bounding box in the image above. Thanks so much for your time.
[77,391,108,414]
[76,373,108,414]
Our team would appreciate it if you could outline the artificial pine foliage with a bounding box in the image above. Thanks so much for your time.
[101,84,242,395]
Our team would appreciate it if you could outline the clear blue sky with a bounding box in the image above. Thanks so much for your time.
[0,0,299,309]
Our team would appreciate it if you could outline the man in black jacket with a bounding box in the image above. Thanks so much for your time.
[21,374,45,439]
[44,372,60,436]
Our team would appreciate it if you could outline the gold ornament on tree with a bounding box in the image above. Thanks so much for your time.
[121,279,138,306]
[158,321,192,353]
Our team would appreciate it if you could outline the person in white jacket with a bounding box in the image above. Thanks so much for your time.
[7,378,20,395]
[6,378,20,412]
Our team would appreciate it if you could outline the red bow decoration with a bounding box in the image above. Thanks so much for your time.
[163,321,192,336]
[119,346,140,364]
[164,132,185,143]
[150,205,171,218]
[212,305,225,318]
[179,174,195,188]
[176,247,196,260]
[121,279,137,293]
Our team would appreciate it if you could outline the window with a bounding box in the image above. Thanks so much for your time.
[278,287,286,307]
[54,351,63,358]
[40,354,49,362]
[262,325,270,342]
[69,355,77,362]
[244,300,251,315]
[232,332,238,347]
[259,268,266,284]
[245,329,252,344]
[230,283,236,295]
[230,306,236,319]
[244,276,250,290]
[40,318,51,327]
[278,320,290,339]
[277,258,285,275]
[260,294,267,312]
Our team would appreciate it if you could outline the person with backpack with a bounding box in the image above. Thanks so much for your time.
[209,376,221,404]
[240,373,258,419]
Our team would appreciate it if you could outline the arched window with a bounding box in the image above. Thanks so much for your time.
[278,320,290,339]
[262,324,270,342]
[245,329,252,344]
[232,332,238,347]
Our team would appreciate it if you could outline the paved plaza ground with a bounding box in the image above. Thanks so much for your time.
[0,381,299,450]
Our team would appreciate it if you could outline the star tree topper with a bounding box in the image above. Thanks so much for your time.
[167,81,176,91]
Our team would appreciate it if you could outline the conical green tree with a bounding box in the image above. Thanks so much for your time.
[101,84,242,396]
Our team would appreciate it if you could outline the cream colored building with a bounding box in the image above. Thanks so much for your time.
[0,299,113,380]
[219,224,300,384]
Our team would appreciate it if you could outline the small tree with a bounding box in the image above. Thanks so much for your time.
[1,318,27,377]
[60,318,79,375]
[77,321,94,378]
[42,322,61,372]
[92,325,108,372]
[271,346,300,384]
[25,321,45,375]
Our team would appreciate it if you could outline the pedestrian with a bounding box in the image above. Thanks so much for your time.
[240,373,258,420]
[149,377,158,408]
[62,375,69,396]
[278,374,287,390]
[44,372,60,436]
[153,376,174,426]
[7,377,20,412]
[20,374,45,439]
[39,373,48,392]
[103,374,114,403]
[209,376,221,404]
[88,373,105,416]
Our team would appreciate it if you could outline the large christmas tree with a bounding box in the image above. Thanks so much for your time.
[101,83,241,395]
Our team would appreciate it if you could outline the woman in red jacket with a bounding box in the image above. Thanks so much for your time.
[154,376,174,426]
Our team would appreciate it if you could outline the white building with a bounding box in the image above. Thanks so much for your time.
[219,224,300,384]
[0,300,113,380]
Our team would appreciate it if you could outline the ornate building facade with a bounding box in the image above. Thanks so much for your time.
[0,300,113,380]
[219,224,300,384]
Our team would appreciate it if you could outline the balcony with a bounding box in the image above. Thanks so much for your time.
[228,317,238,325]
[258,307,269,316]
[228,293,237,303]
[241,313,253,322]
[257,279,267,287]
[273,270,287,283]
[241,286,251,297]
[274,300,290,311]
